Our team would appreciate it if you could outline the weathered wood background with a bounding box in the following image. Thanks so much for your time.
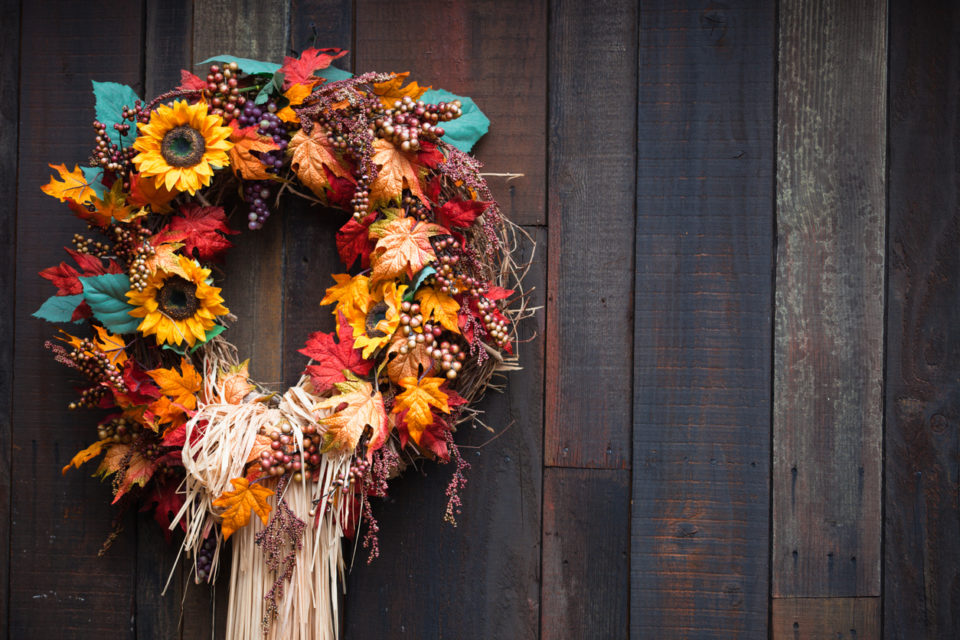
[2,0,958,638]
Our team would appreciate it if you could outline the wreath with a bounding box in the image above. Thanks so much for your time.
[34,47,532,639]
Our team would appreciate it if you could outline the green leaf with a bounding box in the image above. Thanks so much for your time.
[33,294,85,323]
[91,81,141,148]
[319,66,352,83]
[80,274,140,334]
[420,89,489,152]
[80,166,107,200]
[199,55,281,76]
[255,71,284,105]
[161,323,227,355]
[410,266,436,295]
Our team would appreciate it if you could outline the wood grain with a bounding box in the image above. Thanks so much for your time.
[771,597,880,639]
[541,468,630,639]
[290,0,353,69]
[632,2,775,636]
[354,0,546,227]
[545,0,637,470]
[884,1,960,637]
[10,1,144,637]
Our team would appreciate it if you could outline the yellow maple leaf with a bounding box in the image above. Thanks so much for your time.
[353,281,407,358]
[62,439,111,474]
[288,126,354,197]
[277,82,314,123]
[372,72,430,109]
[321,273,373,323]
[92,325,128,366]
[314,376,388,455]
[228,126,279,181]
[369,216,442,282]
[93,180,141,223]
[147,358,202,411]
[212,477,274,539]
[415,286,461,334]
[369,138,427,205]
[393,376,451,444]
[385,333,434,385]
[41,163,97,204]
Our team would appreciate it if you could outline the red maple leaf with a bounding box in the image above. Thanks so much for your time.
[425,175,442,203]
[336,212,377,269]
[71,301,93,322]
[40,249,120,295]
[166,204,238,262]
[436,199,490,230]
[485,285,514,301]
[178,69,207,92]
[299,312,374,393]
[324,165,356,209]
[417,141,444,169]
[280,47,348,89]
[118,360,162,406]
[419,418,453,461]
[141,480,187,540]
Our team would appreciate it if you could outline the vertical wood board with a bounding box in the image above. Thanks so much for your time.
[771,596,880,639]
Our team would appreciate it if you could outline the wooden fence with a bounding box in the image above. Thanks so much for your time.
[2,0,958,638]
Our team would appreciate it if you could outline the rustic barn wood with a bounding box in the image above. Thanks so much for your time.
[4,0,960,638]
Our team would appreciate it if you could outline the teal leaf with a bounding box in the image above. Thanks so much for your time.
[91,81,141,148]
[33,294,85,323]
[199,55,281,76]
[80,166,107,200]
[80,274,140,334]
[411,266,436,292]
[420,89,489,152]
[319,66,352,83]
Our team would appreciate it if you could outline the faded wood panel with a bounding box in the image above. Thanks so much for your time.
[545,0,636,469]
[354,0,546,227]
[884,1,960,637]
[632,2,774,637]
[10,1,145,637]
[773,0,886,598]
[342,227,545,639]
[771,597,880,639]
[541,468,629,639]
[0,0,19,634]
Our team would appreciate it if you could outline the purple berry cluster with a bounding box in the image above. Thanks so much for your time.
[237,101,292,229]
[194,534,218,583]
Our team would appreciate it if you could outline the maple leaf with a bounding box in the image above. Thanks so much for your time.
[437,199,490,230]
[62,439,111,474]
[324,166,357,208]
[417,141,445,170]
[41,163,97,204]
[385,333,434,385]
[212,477,274,539]
[129,172,177,212]
[93,325,128,366]
[245,433,273,465]
[336,212,376,269]
[372,72,430,109]
[277,83,314,123]
[314,376,388,456]
[228,124,279,181]
[113,360,161,409]
[369,216,443,282]
[280,47,347,88]
[95,444,158,503]
[219,359,254,404]
[486,285,514,301]
[289,126,355,198]
[321,273,373,320]
[166,203,237,262]
[142,481,187,541]
[143,241,189,278]
[147,358,202,411]
[416,286,461,333]
[393,376,451,445]
[178,69,208,91]
[300,311,374,393]
[369,138,428,205]
[39,261,83,295]
[93,180,140,223]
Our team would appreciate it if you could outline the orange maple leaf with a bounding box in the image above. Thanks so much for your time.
[415,286,461,334]
[369,216,443,282]
[369,138,427,205]
[385,333,434,385]
[289,126,354,198]
[372,72,430,109]
[277,83,314,123]
[147,358,202,411]
[212,477,274,539]
[41,163,97,204]
[62,439,111,474]
[93,181,143,223]
[219,359,254,405]
[95,444,158,503]
[314,376,388,456]
[228,125,279,181]
[144,241,189,278]
[129,172,177,212]
[393,376,451,445]
[92,325,128,366]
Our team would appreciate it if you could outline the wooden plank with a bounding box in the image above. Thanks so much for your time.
[771,597,880,639]
[354,0,546,226]
[145,0,194,99]
[631,2,774,637]
[542,468,630,639]
[11,1,144,637]
[290,0,353,69]
[773,0,886,599]
[342,227,545,639]
[0,0,19,634]
[545,0,636,469]
[884,1,960,637]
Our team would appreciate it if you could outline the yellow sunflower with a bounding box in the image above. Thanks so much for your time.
[352,281,408,358]
[132,100,232,195]
[126,255,229,347]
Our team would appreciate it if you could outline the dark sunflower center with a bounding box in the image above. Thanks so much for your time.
[159,276,199,320]
[161,125,206,167]
[365,301,389,337]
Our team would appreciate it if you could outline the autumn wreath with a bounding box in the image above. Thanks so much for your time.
[34,48,531,639]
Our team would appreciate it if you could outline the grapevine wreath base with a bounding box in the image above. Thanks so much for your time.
[35,47,534,639]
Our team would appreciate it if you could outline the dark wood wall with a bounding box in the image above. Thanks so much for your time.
[2,0,958,638]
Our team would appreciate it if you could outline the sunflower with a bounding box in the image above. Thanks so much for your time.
[132,100,232,195]
[352,281,408,358]
[126,255,229,347]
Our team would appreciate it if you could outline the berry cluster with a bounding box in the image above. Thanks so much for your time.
[201,62,246,121]
[65,340,124,410]
[194,534,218,583]
[91,101,142,179]
[96,416,143,444]
[373,96,461,152]
[427,338,466,380]
[258,422,306,481]
[476,298,510,347]
[243,180,275,230]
